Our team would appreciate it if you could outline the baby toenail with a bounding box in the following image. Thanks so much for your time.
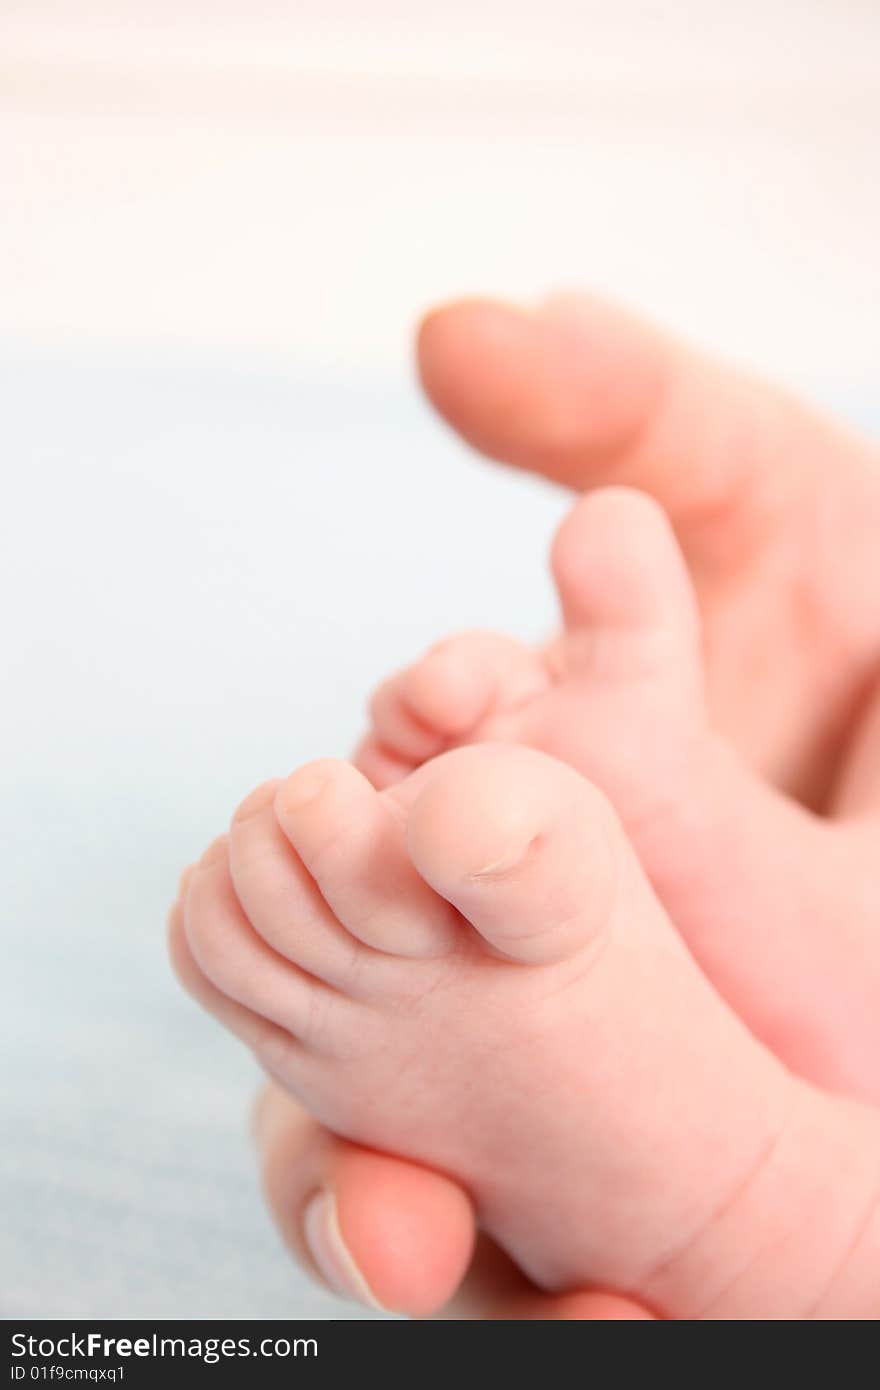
[280,770,331,813]
[198,836,228,870]
[469,835,537,880]
[233,782,278,823]
[302,1190,386,1311]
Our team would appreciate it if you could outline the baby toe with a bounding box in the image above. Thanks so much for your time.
[406,744,629,966]
[275,759,458,959]
[402,632,545,738]
[368,671,448,765]
[183,847,355,1055]
[551,488,702,680]
[228,785,376,994]
[367,633,546,771]
[168,892,294,1059]
[352,733,415,790]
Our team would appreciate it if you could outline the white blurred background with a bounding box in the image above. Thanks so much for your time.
[4,0,880,383]
[2,0,879,1320]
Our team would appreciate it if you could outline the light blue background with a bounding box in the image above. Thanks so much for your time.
[1,353,569,1318]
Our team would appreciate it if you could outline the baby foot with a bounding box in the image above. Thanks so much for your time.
[170,745,880,1317]
[359,487,705,823]
[356,489,880,1102]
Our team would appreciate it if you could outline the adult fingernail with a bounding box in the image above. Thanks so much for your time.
[302,1190,387,1311]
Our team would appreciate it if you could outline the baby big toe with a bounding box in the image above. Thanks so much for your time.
[406,744,624,966]
[551,488,701,675]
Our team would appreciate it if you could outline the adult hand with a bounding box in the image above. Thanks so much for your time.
[251,293,880,1316]
[417,293,880,808]
[254,1081,654,1319]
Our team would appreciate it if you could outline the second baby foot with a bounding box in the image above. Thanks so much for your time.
[171,745,880,1318]
[356,489,880,1103]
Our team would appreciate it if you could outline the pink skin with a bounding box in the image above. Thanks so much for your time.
[252,1077,651,1319]
[415,294,880,811]
[356,487,880,1105]
[171,744,880,1318]
[181,295,880,1318]
[317,293,880,1319]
